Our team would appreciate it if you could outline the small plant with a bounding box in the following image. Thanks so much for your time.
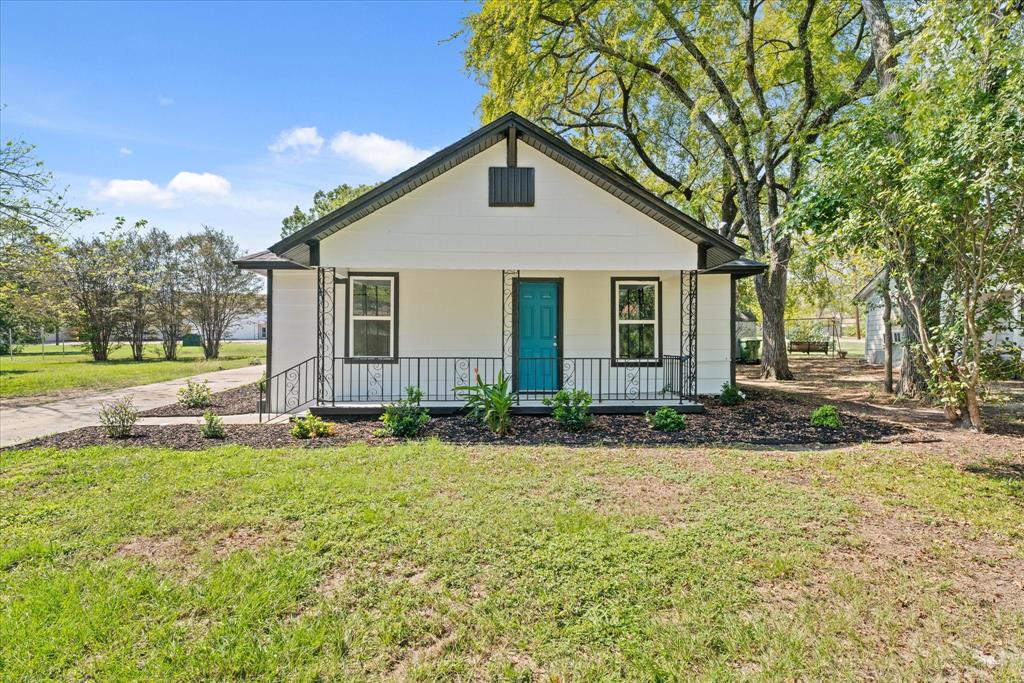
[810,404,842,428]
[256,372,267,394]
[178,379,212,409]
[289,411,334,439]
[200,410,226,439]
[378,386,430,437]
[719,382,746,406]
[543,388,594,431]
[454,369,515,435]
[645,405,687,432]
[98,396,138,439]
[248,356,263,366]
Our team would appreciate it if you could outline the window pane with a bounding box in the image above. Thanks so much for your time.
[618,323,655,359]
[353,320,391,357]
[353,279,391,316]
[617,284,655,320]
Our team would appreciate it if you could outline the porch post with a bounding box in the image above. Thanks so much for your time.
[680,270,698,401]
[316,266,336,404]
[501,269,519,400]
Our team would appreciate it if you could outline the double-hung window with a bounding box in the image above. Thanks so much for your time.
[613,279,660,362]
[348,275,396,361]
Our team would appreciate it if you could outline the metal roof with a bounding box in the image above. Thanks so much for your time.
[268,112,749,269]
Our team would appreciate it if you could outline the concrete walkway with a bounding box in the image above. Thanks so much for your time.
[0,365,264,448]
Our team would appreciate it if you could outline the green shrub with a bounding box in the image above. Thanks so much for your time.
[178,379,212,409]
[98,396,138,439]
[454,369,515,435]
[248,356,263,366]
[719,382,746,406]
[378,386,430,437]
[810,404,842,428]
[543,388,594,431]
[645,405,687,432]
[289,411,334,439]
[200,410,226,439]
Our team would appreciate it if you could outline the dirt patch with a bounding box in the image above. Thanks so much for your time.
[139,383,260,417]
[315,565,355,598]
[115,534,192,566]
[593,474,687,522]
[113,523,298,575]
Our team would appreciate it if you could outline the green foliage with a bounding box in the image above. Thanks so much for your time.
[199,410,226,439]
[177,379,212,409]
[645,406,687,432]
[378,386,430,438]
[289,411,334,440]
[455,370,515,435]
[280,183,380,237]
[97,396,138,439]
[543,388,594,431]
[810,404,842,429]
[719,383,746,407]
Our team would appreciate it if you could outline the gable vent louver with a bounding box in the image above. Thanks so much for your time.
[488,167,535,206]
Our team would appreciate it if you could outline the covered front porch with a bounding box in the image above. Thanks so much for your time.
[260,267,714,420]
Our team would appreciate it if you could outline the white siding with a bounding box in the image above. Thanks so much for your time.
[696,274,732,394]
[861,289,904,366]
[270,270,316,380]
[318,141,699,271]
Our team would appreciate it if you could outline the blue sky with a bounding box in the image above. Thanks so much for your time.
[0,0,484,253]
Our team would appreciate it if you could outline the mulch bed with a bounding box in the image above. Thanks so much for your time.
[9,389,911,451]
[139,384,260,417]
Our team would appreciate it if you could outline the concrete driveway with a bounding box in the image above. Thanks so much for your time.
[0,365,264,448]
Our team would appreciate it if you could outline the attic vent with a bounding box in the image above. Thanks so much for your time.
[489,167,535,206]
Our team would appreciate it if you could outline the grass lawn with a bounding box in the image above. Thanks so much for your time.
[2,441,1021,680]
[0,342,265,400]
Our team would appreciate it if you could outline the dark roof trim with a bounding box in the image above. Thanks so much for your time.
[267,112,744,267]
[234,249,307,271]
[699,257,768,279]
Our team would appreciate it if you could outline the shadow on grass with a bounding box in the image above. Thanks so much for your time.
[965,459,1024,482]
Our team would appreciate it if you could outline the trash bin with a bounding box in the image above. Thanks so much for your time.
[182,333,202,347]
[739,339,761,364]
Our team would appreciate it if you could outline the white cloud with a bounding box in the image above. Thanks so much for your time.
[167,171,231,197]
[269,126,324,155]
[91,171,231,207]
[329,131,434,175]
[119,147,133,156]
[158,95,174,106]
[93,179,175,207]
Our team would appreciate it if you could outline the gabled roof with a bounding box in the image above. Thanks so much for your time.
[268,112,746,268]
[854,267,889,303]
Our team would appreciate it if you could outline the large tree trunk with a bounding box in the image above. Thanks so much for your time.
[895,288,930,397]
[881,271,894,393]
[755,262,794,380]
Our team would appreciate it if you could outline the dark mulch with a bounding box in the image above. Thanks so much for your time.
[139,384,260,417]
[9,390,910,451]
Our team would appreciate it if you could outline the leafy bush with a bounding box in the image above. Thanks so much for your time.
[645,405,687,432]
[177,379,212,409]
[98,396,138,438]
[378,386,430,437]
[455,370,515,435]
[543,388,594,431]
[289,411,334,439]
[248,356,263,366]
[810,404,842,428]
[200,410,226,439]
[719,383,746,406]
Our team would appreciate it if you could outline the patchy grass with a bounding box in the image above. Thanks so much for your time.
[1,441,1021,680]
[0,342,265,399]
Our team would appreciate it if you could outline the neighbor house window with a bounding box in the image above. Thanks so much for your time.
[613,278,660,362]
[348,275,397,360]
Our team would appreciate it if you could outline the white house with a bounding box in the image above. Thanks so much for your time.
[236,113,765,416]
[854,268,1024,366]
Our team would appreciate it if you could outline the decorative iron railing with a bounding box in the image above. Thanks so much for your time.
[260,356,317,422]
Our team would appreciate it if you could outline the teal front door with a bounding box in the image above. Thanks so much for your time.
[517,281,560,392]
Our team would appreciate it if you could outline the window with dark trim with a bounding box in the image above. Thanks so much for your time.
[612,278,661,362]
[347,274,397,360]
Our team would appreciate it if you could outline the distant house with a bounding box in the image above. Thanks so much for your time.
[236,112,766,417]
[854,268,1024,366]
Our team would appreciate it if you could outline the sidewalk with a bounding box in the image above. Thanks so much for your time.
[0,365,264,448]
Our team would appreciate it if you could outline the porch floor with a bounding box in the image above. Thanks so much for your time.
[309,399,704,417]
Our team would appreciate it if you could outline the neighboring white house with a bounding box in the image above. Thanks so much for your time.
[854,268,1024,366]
[236,113,765,416]
[223,313,267,341]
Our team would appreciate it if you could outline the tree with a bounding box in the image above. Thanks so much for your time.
[465,0,888,379]
[148,229,187,360]
[793,0,1024,430]
[179,226,260,360]
[281,183,378,237]
[63,222,134,361]
[122,223,160,361]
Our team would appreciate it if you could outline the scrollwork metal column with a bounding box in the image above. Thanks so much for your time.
[501,269,519,376]
[680,270,698,401]
[316,267,336,404]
